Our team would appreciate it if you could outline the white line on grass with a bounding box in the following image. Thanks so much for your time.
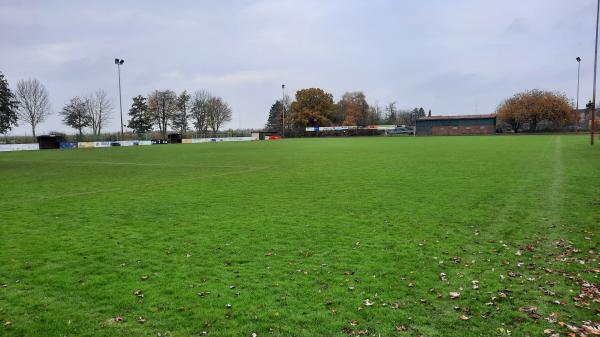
[0,159,251,169]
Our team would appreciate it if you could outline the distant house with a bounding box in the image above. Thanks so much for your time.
[416,114,497,136]
[573,108,589,123]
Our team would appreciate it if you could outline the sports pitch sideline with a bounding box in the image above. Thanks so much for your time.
[0,135,598,336]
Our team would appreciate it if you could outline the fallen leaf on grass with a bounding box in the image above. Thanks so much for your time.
[582,323,600,335]
[133,289,144,298]
[459,315,471,320]
[3,320,11,326]
[395,325,407,331]
[364,299,374,306]
[114,316,124,322]
[517,306,541,320]
[558,321,600,336]
[137,316,146,324]
[449,292,460,299]
[546,312,558,324]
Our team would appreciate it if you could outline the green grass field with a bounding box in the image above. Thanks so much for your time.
[0,135,598,337]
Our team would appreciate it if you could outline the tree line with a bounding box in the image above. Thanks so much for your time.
[0,72,232,139]
[128,90,232,138]
[265,87,580,133]
[1,71,581,138]
[265,88,429,132]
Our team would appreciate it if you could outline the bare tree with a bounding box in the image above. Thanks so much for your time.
[207,96,232,135]
[148,89,177,138]
[172,90,191,133]
[86,90,113,136]
[15,78,51,138]
[191,90,211,136]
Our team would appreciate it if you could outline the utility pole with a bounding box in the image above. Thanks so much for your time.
[576,57,582,110]
[281,84,286,138]
[114,58,125,139]
[592,0,599,145]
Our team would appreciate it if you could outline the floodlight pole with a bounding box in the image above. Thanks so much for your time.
[576,57,582,110]
[115,58,125,139]
[592,0,599,145]
[281,84,286,138]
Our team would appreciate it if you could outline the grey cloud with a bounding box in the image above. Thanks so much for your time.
[0,0,596,135]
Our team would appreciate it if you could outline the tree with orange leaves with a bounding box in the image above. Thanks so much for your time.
[337,92,370,126]
[497,89,575,132]
[290,88,336,127]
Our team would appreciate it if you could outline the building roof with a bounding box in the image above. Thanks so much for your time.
[418,114,497,121]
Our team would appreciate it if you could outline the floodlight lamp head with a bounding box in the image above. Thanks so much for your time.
[120,59,124,65]
[282,84,285,89]
[114,58,119,64]
[577,57,582,62]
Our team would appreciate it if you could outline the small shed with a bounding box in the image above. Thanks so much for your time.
[416,114,497,136]
[168,133,183,144]
[251,131,279,140]
[37,135,65,149]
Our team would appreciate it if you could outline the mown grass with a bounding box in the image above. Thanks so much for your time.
[0,135,598,337]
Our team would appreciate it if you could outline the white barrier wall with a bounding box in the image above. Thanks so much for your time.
[79,140,152,148]
[116,141,135,147]
[306,125,395,131]
[77,141,111,148]
[186,136,258,144]
[0,143,40,152]
[95,141,111,148]
[2,139,153,152]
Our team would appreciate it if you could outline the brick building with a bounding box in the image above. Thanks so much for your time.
[416,114,497,136]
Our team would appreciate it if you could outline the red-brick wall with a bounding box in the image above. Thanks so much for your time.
[431,124,495,135]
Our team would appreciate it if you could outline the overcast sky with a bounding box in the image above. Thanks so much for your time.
[0,0,597,135]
